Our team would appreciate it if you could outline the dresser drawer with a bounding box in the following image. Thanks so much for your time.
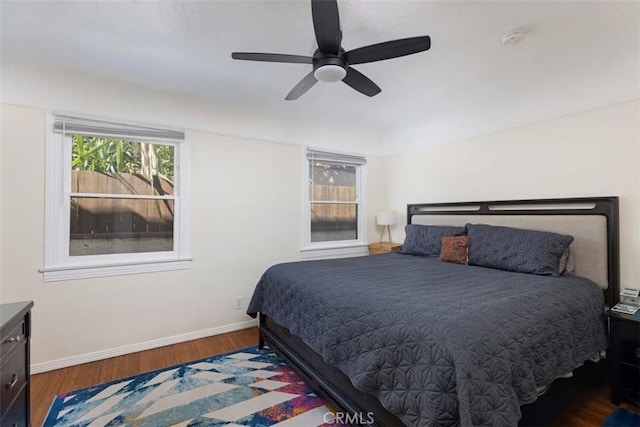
[0,386,27,427]
[0,320,25,361]
[0,341,27,419]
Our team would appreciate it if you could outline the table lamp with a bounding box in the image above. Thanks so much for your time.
[376,211,397,243]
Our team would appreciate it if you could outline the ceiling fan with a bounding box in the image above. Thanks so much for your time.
[231,0,431,100]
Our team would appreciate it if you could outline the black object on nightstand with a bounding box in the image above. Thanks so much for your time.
[605,308,640,407]
[0,301,34,427]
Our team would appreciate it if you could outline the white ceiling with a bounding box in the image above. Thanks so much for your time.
[1,0,639,154]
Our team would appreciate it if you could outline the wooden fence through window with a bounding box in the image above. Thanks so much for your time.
[70,171,173,238]
[310,185,357,230]
[70,177,355,238]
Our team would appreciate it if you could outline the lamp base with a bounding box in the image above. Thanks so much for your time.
[379,225,393,243]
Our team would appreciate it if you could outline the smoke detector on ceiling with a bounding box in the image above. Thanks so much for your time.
[502,30,526,46]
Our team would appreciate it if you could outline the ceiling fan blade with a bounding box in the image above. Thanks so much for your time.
[285,71,318,100]
[311,0,342,54]
[345,36,431,65]
[232,52,313,64]
[342,67,381,97]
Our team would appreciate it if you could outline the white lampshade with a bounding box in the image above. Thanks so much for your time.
[376,211,397,226]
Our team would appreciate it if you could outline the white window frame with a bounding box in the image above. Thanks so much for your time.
[300,148,367,258]
[42,112,191,281]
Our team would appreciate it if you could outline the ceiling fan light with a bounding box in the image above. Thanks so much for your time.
[314,64,347,83]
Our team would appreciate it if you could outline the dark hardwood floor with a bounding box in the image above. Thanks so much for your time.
[32,327,636,427]
[32,327,258,426]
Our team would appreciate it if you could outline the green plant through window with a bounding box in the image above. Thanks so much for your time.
[72,135,174,184]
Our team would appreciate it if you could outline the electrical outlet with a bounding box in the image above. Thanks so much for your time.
[234,296,243,309]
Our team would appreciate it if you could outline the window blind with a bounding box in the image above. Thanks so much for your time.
[53,114,184,143]
[306,148,367,165]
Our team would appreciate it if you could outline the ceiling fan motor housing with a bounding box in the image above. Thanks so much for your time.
[313,49,348,82]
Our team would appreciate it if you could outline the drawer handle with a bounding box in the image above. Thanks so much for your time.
[5,373,18,389]
[5,335,22,343]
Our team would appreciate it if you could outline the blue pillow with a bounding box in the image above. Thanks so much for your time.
[399,224,467,257]
[466,223,574,276]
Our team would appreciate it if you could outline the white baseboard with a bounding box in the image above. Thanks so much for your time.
[31,319,259,374]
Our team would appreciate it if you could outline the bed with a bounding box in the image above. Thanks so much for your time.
[247,197,619,426]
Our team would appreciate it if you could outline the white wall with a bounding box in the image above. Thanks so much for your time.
[0,104,316,369]
[365,156,391,243]
[0,59,382,156]
[382,100,640,289]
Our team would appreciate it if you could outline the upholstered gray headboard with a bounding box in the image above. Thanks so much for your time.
[407,197,620,307]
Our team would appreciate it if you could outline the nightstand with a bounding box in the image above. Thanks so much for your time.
[368,242,402,255]
[605,308,640,406]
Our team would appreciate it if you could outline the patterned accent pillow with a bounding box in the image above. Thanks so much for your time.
[439,236,470,265]
[399,224,467,257]
[466,223,574,276]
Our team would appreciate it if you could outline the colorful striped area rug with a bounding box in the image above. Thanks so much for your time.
[43,346,340,426]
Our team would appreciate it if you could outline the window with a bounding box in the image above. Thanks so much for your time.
[303,149,366,250]
[43,113,190,281]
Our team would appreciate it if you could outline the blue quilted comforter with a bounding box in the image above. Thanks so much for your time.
[247,253,607,426]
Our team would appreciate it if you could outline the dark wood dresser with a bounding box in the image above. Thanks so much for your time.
[1,301,33,427]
